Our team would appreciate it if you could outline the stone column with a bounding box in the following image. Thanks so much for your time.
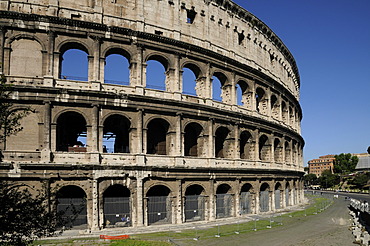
[136,109,144,154]
[271,180,275,211]
[209,179,216,221]
[255,180,260,214]
[234,124,239,159]
[175,179,183,224]
[176,113,182,156]
[235,179,241,217]
[91,36,101,82]
[41,101,52,162]
[91,104,99,152]
[131,45,145,89]
[0,27,6,74]
[208,119,214,158]
[136,177,144,227]
[205,63,212,99]
[91,179,99,230]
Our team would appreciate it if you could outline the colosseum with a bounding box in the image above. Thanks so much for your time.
[0,0,304,230]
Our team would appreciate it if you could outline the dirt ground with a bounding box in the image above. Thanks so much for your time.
[198,198,355,246]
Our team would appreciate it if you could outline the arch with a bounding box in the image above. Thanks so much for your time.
[103,114,131,153]
[146,185,172,225]
[59,42,89,81]
[212,72,228,102]
[285,182,291,207]
[184,122,203,157]
[184,184,206,222]
[259,134,270,161]
[146,54,168,91]
[285,140,292,164]
[216,184,233,218]
[57,185,87,228]
[236,80,250,107]
[270,95,279,119]
[182,64,200,96]
[274,138,283,163]
[104,51,130,85]
[215,126,231,158]
[240,130,253,159]
[282,101,288,124]
[255,87,266,113]
[146,118,170,155]
[103,185,131,227]
[56,111,87,152]
[259,182,270,212]
[274,182,283,209]
[9,38,43,77]
[240,183,254,214]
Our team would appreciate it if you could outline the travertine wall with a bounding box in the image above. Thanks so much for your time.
[0,0,305,231]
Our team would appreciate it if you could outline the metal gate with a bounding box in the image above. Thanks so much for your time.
[184,195,205,222]
[240,192,252,214]
[259,190,269,212]
[57,197,87,228]
[104,197,130,226]
[285,188,290,206]
[275,190,281,209]
[147,196,171,225]
[216,194,233,218]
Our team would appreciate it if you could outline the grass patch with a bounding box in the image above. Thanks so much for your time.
[34,195,331,245]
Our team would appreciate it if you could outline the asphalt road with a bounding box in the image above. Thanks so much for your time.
[200,195,355,246]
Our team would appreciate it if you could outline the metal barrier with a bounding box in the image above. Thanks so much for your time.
[240,192,252,214]
[147,196,172,225]
[184,195,205,222]
[216,194,233,218]
[103,197,131,226]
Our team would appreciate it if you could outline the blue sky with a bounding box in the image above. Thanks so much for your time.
[233,0,370,165]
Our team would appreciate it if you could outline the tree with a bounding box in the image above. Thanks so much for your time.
[0,181,81,245]
[334,153,359,174]
[319,170,340,188]
[367,146,370,154]
[0,74,33,161]
[349,172,370,189]
[303,173,317,186]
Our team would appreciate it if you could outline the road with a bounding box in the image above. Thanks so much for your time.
[200,194,355,246]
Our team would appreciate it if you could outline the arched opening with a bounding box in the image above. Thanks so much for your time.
[259,135,270,161]
[259,183,270,212]
[285,141,291,164]
[103,185,131,227]
[184,184,205,222]
[182,64,200,96]
[146,118,170,155]
[285,183,291,207]
[215,127,230,158]
[271,95,279,119]
[146,185,171,225]
[60,46,88,81]
[274,183,282,209]
[10,38,43,77]
[184,122,203,157]
[240,131,252,159]
[274,138,283,163]
[289,107,295,126]
[236,80,249,106]
[103,115,130,153]
[104,52,130,85]
[240,183,253,214]
[56,112,87,152]
[212,72,227,102]
[216,184,233,218]
[255,87,265,113]
[57,185,87,229]
[146,57,167,91]
[282,101,288,124]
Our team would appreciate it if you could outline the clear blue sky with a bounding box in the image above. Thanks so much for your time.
[233,0,370,165]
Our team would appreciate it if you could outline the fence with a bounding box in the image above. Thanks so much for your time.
[216,194,233,218]
[103,197,131,227]
[57,197,87,228]
[184,195,205,222]
[147,196,172,225]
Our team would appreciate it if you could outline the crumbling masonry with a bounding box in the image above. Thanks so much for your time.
[0,0,304,230]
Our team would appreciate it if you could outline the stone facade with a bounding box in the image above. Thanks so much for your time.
[0,0,304,230]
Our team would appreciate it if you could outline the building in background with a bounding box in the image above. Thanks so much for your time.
[308,155,335,177]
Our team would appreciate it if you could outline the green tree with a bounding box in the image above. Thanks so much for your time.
[334,153,359,174]
[319,170,340,188]
[349,172,370,189]
[0,74,33,161]
[303,173,317,186]
[0,181,81,245]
